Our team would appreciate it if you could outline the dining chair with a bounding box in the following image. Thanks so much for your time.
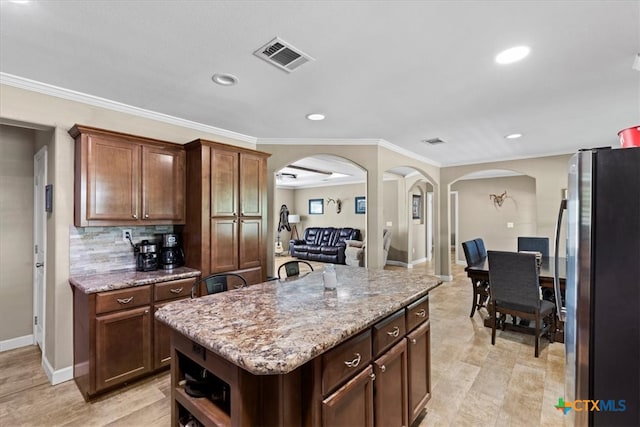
[474,238,487,259]
[487,250,555,357]
[462,239,489,317]
[278,260,314,279]
[517,236,549,257]
[191,272,248,298]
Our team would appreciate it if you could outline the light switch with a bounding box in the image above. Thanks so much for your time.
[507,222,514,228]
[386,221,393,227]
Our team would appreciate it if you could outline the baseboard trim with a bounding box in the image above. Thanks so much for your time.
[0,334,34,352]
[437,274,454,282]
[411,257,428,265]
[43,354,73,385]
[386,260,409,268]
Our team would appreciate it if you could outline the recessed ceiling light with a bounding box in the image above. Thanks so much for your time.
[306,113,325,121]
[10,1,30,3]
[211,73,238,86]
[495,46,530,65]
[505,133,523,140]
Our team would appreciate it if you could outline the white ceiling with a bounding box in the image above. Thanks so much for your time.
[1,1,638,168]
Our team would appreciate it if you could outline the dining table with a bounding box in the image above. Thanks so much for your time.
[465,256,566,343]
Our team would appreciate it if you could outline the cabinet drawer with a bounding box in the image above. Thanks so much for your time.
[154,278,196,302]
[372,309,406,357]
[322,330,372,396]
[95,285,151,314]
[406,294,429,332]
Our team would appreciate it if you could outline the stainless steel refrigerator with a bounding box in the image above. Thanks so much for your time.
[554,146,640,426]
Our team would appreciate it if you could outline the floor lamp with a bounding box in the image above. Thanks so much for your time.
[288,214,300,240]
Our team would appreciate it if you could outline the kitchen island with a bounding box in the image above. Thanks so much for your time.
[156,266,442,426]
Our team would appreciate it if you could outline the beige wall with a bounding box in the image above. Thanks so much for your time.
[452,175,537,263]
[0,125,35,342]
[438,154,571,277]
[291,183,366,235]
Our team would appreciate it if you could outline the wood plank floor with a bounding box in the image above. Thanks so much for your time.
[0,257,568,426]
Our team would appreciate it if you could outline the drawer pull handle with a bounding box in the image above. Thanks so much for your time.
[416,309,427,318]
[380,365,386,373]
[234,283,247,289]
[387,326,400,337]
[169,287,184,294]
[344,353,361,368]
[410,338,417,345]
[117,297,134,304]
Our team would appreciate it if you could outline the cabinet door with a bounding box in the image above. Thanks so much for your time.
[239,153,265,217]
[239,218,262,270]
[407,320,431,424]
[141,145,185,222]
[95,306,151,391]
[86,135,139,221]
[211,218,238,273]
[322,365,374,427]
[373,339,408,427]
[211,148,238,217]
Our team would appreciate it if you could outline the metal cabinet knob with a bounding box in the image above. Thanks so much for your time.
[380,365,386,373]
[35,262,45,268]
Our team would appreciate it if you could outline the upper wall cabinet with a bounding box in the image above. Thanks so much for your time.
[70,125,186,227]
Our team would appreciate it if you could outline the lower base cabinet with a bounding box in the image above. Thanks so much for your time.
[72,276,196,400]
[95,306,152,390]
[374,339,409,427]
[407,320,431,424]
[322,366,375,427]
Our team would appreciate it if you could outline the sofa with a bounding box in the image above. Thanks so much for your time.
[345,229,392,267]
[289,227,361,264]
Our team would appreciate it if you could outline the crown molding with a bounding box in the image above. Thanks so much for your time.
[259,137,441,167]
[0,72,257,144]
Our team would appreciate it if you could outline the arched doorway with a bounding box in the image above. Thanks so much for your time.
[272,154,367,274]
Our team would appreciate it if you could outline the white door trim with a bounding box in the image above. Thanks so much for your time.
[33,145,47,354]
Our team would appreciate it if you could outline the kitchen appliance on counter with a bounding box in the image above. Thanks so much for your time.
[160,233,184,270]
[135,239,159,272]
[554,146,639,426]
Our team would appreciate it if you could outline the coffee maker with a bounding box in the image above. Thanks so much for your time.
[160,233,184,270]
[135,240,159,272]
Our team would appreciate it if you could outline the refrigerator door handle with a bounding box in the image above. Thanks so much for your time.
[554,198,567,322]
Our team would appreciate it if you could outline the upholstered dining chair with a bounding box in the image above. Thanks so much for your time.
[487,250,555,357]
[278,260,314,279]
[191,272,248,298]
[517,236,549,257]
[462,239,489,317]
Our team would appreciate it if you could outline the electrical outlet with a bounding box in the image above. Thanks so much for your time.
[507,222,514,229]
[122,229,132,242]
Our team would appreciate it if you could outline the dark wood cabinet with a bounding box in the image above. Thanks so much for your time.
[322,365,375,427]
[407,320,431,424]
[95,306,152,390]
[72,276,197,400]
[184,139,270,283]
[373,339,408,427]
[70,125,185,226]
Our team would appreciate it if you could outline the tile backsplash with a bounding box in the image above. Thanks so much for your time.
[69,225,176,276]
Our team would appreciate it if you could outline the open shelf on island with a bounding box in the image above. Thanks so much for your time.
[175,386,231,427]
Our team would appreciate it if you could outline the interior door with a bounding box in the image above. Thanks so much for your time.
[33,146,47,350]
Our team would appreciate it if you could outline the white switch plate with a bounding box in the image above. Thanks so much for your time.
[507,222,514,228]
[386,221,393,227]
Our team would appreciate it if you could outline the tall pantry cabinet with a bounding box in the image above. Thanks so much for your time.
[183,139,270,285]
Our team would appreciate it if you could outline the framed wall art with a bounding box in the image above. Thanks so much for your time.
[355,196,366,214]
[308,198,324,214]
[412,194,422,220]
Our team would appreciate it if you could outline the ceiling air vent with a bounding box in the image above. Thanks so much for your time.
[422,138,446,145]
[254,37,314,73]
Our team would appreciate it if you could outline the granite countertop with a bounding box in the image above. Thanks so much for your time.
[69,266,202,294]
[155,265,442,375]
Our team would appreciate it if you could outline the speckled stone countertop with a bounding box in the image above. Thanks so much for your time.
[69,266,201,294]
[156,265,442,375]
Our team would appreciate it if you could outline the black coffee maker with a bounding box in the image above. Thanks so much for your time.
[160,233,184,270]
[135,240,159,272]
